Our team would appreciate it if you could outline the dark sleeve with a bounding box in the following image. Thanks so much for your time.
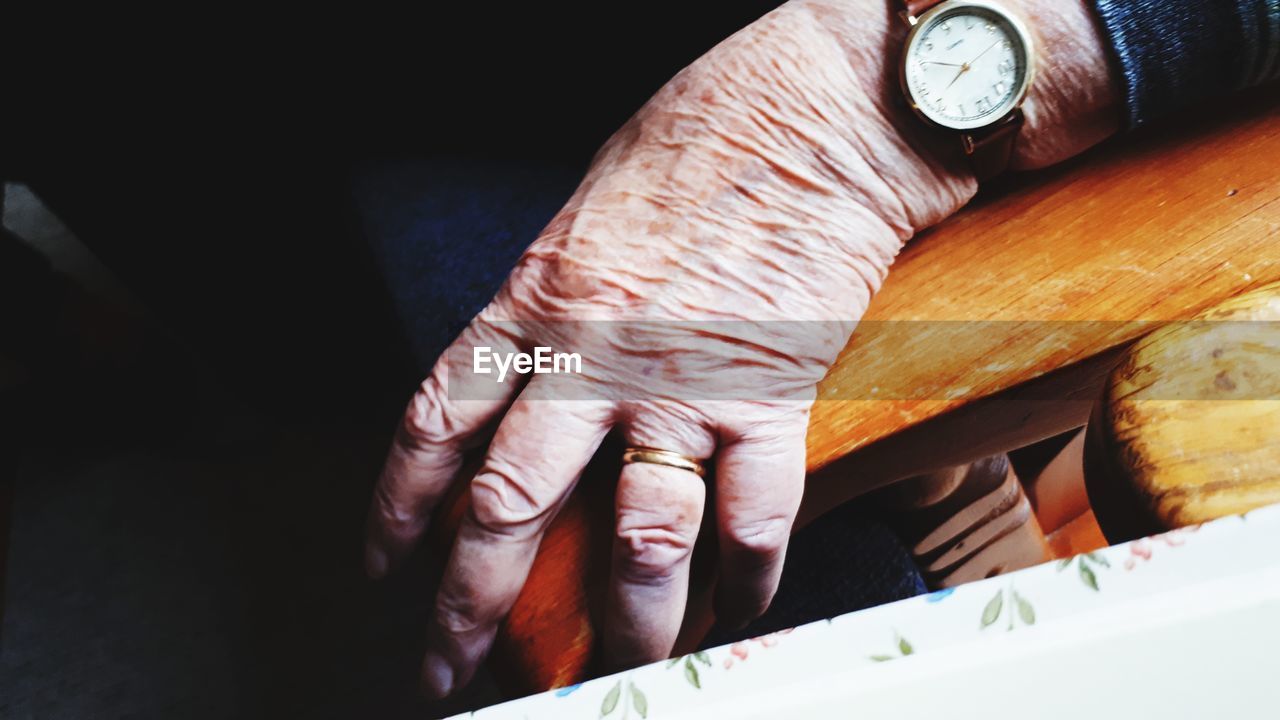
[1090,0,1280,128]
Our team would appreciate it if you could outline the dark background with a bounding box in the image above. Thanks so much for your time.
[2,3,785,420]
[2,5,918,719]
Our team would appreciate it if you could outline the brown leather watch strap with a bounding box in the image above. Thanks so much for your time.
[903,0,945,21]
[899,0,1023,180]
[960,109,1023,181]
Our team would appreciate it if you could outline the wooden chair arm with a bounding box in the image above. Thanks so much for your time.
[805,98,1280,493]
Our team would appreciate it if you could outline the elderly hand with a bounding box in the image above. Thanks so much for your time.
[365,0,1116,698]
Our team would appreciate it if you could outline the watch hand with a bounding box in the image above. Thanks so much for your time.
[922,60,965,67]
[944,65,968,90]
[968,40,1002,66]
[940,38,1002,93]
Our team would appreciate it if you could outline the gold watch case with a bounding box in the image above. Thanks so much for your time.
[899,0,1036,132]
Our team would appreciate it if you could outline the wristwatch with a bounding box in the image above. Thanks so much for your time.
[898,0,1035,180]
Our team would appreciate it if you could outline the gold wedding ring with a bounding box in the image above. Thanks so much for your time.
[621,447,706,478]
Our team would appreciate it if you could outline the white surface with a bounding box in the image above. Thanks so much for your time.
[457,504,1280,719]
[679,569,1280,719]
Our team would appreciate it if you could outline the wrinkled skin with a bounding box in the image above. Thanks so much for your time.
[365,0,1118,698]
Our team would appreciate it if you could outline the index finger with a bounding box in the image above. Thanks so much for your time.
[365,319,524,578]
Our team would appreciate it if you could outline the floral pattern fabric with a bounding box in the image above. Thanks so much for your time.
[450,504,1274,719]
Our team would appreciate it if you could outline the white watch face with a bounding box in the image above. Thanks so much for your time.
[902,1,1033,131]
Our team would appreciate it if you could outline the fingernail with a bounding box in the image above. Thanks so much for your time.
[365,543,388,579]
[422,651,455,698]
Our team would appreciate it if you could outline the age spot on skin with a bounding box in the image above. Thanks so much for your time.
[647,220,676,236]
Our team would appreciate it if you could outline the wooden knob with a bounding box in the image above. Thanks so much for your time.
[1086,282,1280,541]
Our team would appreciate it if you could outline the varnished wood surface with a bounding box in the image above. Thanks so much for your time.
[806,100,1280,496]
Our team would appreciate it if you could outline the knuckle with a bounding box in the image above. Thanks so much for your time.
[371,480,423,537]
[722,408,810,447]
[723,515,792,559]
[612,471,705,584]
[402,373,461,448]
[434,594,487,637]
[614,519,698,584]
[467,469,554,538]
[623,405,717,459]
